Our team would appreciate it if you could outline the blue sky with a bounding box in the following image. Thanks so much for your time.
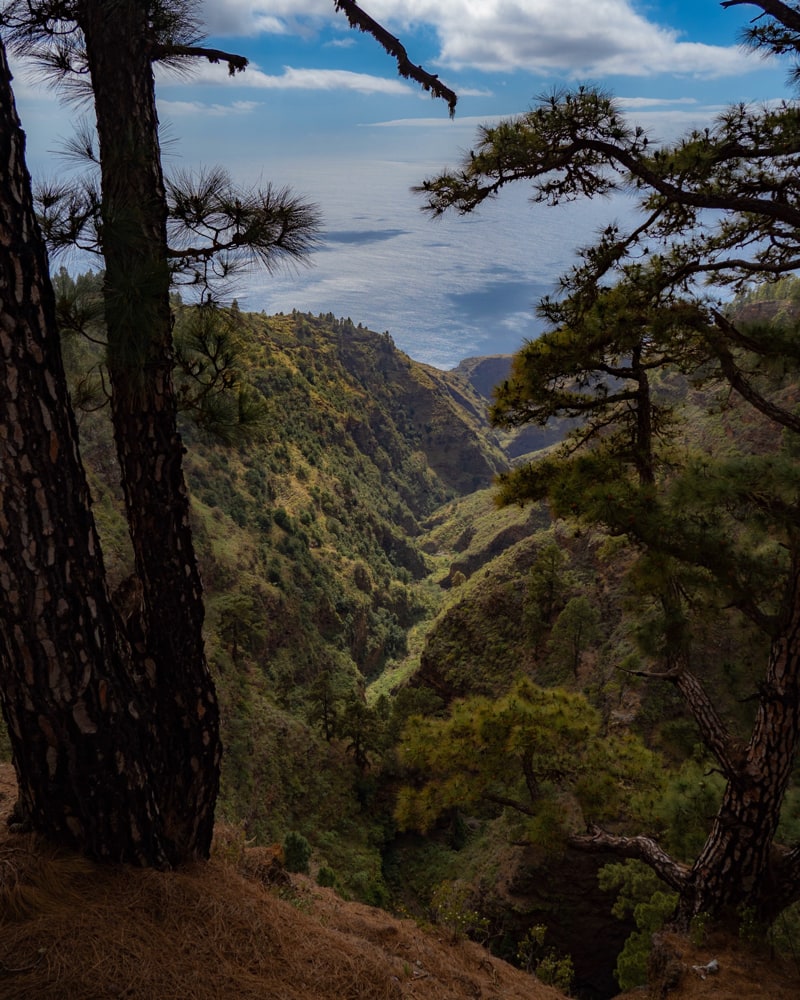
[10,1,792,368]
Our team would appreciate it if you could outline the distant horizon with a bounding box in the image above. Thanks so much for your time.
[11,1,791,369]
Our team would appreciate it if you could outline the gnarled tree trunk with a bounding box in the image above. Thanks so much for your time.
[679,554,800,924]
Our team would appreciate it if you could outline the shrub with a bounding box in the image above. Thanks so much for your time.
[283,831,312,874]
[317,866,337,888]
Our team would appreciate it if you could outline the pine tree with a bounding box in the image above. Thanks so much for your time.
[417,0,800,926]
[0,0,455,864]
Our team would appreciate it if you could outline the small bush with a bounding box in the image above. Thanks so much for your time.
[284,831,312,874]
[429,880,489,943]
[317,865,337,888]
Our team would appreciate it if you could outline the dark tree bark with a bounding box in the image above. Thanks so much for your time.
[0,35,173,865]
[74,0,221,860]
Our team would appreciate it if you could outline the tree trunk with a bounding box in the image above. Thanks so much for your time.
[0,37,171,865]
[676,555,800,926]
[572,558,800,926]
[76,0,221,860]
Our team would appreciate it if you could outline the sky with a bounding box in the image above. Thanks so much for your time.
[9,1,793,369]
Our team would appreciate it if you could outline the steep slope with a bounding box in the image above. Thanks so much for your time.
[453,354,578,458]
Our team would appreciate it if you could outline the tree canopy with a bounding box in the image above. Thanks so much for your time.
[414,0,800,927]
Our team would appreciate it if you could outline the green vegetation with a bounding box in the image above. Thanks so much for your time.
[47,275,800,992]
[396,679,661,835]
[598,861,677,990]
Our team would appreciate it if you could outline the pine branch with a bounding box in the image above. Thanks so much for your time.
[152,43,247,75]
[483,792,536,817]
[709,309,800,434]
[620,662,746,783]
[721,0,800,35]
[418,92,800,236]
[569,825,690,893]
[673,669,748,781]
[333,0,457,116]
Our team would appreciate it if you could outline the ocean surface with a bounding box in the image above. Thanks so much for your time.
[232,158,631,370]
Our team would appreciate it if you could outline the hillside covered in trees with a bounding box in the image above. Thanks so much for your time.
[4,3,800,999]
[7,281,795,998]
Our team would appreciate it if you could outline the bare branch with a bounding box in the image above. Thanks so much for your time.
[152,43,247,75]
[721,0,800,34]
[673,668,748,782]
[333,0,457,116]
[709,309,800,434]
[622,659,746,782]
[569,824,690,894]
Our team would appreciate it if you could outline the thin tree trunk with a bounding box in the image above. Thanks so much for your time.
[76,0,221,860]
[0,36,171,865]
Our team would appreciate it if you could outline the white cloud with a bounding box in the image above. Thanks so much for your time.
[161,59,413,95]
[616,97,699,109]
[368,113,511,128]
[368,97,750,147]
[200,1,329,37]
[201,0,764,80]
[248,66,411,94]
[158,99,260,116]
[391,0,750,78]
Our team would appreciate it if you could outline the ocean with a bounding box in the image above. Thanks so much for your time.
[232,157,631,370]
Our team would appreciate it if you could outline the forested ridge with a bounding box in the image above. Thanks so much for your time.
[4,284,797,998]
[3,2,800,998]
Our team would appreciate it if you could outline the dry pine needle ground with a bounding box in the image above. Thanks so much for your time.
[0,762,563,1000]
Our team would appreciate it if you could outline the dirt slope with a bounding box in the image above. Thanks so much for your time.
[617,930,799,1000]
[0,763,563,1000]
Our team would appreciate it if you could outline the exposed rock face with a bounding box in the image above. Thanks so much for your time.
[451,355,513,400]
[453,355,579,458]
[335,329,509,495]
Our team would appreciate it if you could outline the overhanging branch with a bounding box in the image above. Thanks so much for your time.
[621,662,746,782]
[153,44,248,75]
[721,0,800,35]
[673,668,747,781]
[333,0,457,116]
[569,824,689,893]
[709,309,800,435]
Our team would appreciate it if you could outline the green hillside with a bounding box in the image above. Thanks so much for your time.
[41,288,800,998]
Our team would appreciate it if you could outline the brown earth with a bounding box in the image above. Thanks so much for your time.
[1,761,798,1000]
[616,930,800,1000]
[0,762,564,1000]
